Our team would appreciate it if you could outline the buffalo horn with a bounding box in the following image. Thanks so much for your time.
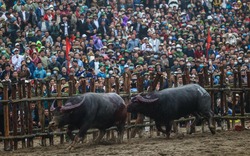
[137,95,159,103]
[50,100,56,112]
[61,96,85,111]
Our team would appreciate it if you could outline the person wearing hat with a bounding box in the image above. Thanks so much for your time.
[51,66,62,80]
[11,48,24,71]
[97,63,106,78]
[29,42,38,56]
[33,62,47,79]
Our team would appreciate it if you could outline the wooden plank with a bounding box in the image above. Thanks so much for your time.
[238,66,245,128]
[3,82,10,150]
[11,83,18,150]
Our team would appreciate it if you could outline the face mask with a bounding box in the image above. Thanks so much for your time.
[142,26,146,29]
[47,73,51,76]
[117,53,120,56]
[53,71,57,74]
[234,62,238,65]
[109,70,113,74]
[169,55,173,58]
[239,60,242,63]
[115,42,119,45]
[187,63,191,67]
[200,64,204,68]
[129,66,134,70]
[154,55,158,59]
[245,60,249,63]
[27,60,31,63]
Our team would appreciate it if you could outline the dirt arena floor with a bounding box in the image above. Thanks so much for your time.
[1,126,250,156]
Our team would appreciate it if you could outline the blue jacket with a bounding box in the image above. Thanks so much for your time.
[97,71,106,78]
[33,67,47,79]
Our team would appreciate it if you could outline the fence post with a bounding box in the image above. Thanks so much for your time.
[11,83,18,150]
[209,73,216,130]
[123,72,131,141]
[45,80,53,145]
[238,66,245,128]
[131,74,144,138]
[90,78,95,92]
[81,79,86,93]
[115,77,120,94]
[17,81,25,148]
[27,81,33,147]
[232,70,237,128]
[246,71,250,116]
[184,67,190,84]
[203,66,209,86]
[3,81,10,151]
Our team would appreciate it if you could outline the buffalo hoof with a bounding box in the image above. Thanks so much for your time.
[66,145,75,151]
[209,127,216,135]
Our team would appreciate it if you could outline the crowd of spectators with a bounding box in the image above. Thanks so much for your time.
[0,0,249,91]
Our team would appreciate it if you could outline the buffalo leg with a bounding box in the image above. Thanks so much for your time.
[66,135,82,151]
[156,122,167,135]
[203,111,216,134]
[66,122,91,150]
[117,124,125,143]
[94,130,106,143]
[165,121,173,139]
[66,125,75,142]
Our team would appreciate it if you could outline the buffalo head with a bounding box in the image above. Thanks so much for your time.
[49,96,85,130]
[127,93,159,114]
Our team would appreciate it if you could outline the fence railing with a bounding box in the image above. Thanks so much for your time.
[0,66,250,151]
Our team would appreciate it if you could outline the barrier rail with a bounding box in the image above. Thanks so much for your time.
[0,66,250,151]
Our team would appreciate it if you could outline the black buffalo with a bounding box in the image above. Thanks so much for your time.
[127,84,215,138]
[49,93,127,150]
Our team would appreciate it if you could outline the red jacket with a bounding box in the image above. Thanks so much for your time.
[194,50,204,58]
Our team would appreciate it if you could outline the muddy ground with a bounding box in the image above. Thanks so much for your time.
[1,126,250,156]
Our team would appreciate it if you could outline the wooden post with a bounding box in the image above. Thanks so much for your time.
[232,70,237,128]
[90,79,95,92]
[56,80,64,144]
[203,66,209,86]
[37,80,45,146]
[68,80,73,96]
[11,83,18,150]
[238,66,245,128]
[166,68,172,88]
[123,72,131,140]
[3,81,10,150]
[246,71,250,120]
[81,79,86,93]
[184,67,190,84]
[104,78,112,140]
[34,79,38,97]
[182,74,187,85]
[174,74,178,88]
[45,80,53,146]
[27,81,33,147]
[21,80,28,138]
[17,82,25,148]
[198,73,204,87]
[209,73,216,129]
[219,66,225,116]
[131,74,144,138]
[115,77,120,94]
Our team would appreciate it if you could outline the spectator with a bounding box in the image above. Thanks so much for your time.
[33,62,46,79]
